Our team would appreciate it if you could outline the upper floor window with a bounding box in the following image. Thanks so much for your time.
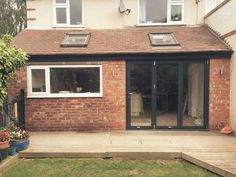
[139,0,184,25]
[53,0,83,27]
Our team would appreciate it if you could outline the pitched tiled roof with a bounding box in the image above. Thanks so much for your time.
[13,26,231,56]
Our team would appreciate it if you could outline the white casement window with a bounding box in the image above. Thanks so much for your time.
[53,0,84,27]
[27,65,102,98]
[138,0,184,25]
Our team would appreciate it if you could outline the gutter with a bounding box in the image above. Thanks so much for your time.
[27,50,233,62]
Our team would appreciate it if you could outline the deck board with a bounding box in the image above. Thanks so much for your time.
[182,151,236,177]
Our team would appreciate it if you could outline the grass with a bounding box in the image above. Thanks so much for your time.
[0,159,219,177]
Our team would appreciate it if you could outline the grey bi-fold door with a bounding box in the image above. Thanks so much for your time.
[126,60,209,130]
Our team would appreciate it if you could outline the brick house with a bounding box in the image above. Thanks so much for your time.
[10,0,233,131]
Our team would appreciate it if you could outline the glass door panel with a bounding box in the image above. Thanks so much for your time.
[156,64,178,127]
[127,61,207,130]
[129,63,152,127]
[183,63,204,127]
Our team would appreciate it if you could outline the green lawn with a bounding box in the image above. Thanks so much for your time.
[0,159,219,177]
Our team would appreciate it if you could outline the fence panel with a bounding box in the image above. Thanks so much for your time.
[0,89,25,129]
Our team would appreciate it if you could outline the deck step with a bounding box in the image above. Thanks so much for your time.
[19,151,181,160]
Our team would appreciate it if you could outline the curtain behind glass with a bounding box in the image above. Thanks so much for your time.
[139,0,146,23]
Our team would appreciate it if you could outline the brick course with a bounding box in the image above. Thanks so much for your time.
[8,61,126,131]
[209,59,230,130]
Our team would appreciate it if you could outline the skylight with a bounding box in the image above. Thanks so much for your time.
[61,32,91,47]
[148,33,179,46]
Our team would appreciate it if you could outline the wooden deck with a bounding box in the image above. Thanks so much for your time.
[20,131,236,177]
[183,152,236,177]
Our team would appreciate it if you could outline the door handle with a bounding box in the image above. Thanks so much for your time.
[129,92,133,95]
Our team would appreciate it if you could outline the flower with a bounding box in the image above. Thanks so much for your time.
[10,127,29,140]
[0,129,10,142]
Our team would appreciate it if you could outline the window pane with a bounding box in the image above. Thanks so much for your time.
[61,33,90,47]
[183,63,204,127]
[56,0,66,3]
[139,0,167,24]
[56,8,67,24]
[171,5,182,21]
[50,67,100,94]
[156,64,178,127]
[31,69,46,93]
[70,0,82,25]
[130,63,152,127]
[149,33,179,46]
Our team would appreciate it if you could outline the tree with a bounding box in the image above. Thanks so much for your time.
[0,35,28,109]
[0,0,26,37]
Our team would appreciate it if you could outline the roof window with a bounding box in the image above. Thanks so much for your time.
[61,32,90,47]
[148,33,179,46]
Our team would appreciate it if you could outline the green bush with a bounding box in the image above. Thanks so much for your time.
[0,35,27,109]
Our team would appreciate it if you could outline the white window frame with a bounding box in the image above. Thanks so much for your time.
[27,66,49,97]
[53,0,84,28]
[168,1,184,24]
[27,65,103,98]
[137,0,184,26]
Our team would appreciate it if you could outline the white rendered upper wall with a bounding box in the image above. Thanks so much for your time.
[205,0,224,14]
[205,0,236,35]
[26,0,207,29]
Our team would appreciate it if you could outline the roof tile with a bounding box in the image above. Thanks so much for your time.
[13,26,231,56]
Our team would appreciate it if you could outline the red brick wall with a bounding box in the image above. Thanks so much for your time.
[209,59,230,130]
[8,59,230,131]
[8,61,126,131]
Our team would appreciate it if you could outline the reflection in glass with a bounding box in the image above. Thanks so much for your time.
[50,67,100,94]
[156,64,178,127]
[70,0,82,25]
[56,8,67,24]
[31,69,46,93]
[139,0,167,23]
[183,64,204,126]
[171,5,182,21]
[130,64,152,127]
[56,0,66,3]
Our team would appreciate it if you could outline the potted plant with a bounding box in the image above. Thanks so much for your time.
[8,147,17,156]
[10,127,30,152]
[0,129,10,160]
